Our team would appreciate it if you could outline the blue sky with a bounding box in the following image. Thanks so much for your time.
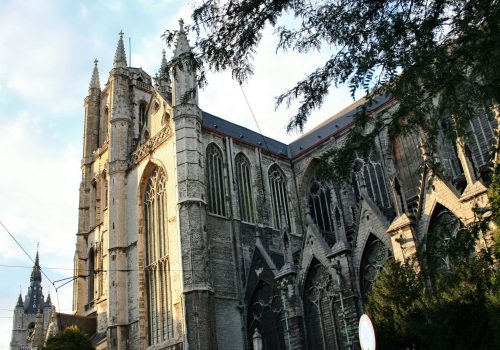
[0,0,355,346]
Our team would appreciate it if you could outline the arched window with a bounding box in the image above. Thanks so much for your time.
[269,165,290,230]
[235,154,255,223]
[247,281,285,350]
[144,167,173,345]
[87,248,95,304]
[206,144,226,216]
[360,235,391,298]
[353,151,391,211]
[304,261,340,350]
[139,102,147,132]
[308,172,335,246]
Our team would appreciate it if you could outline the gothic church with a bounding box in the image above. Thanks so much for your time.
[69,22,497,350]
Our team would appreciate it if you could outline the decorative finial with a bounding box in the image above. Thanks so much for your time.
[94,58,98,66]
[119,30,124,38]
[162,49,166,58]
[179,18,184,32]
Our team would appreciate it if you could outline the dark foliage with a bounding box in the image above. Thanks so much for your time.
[41,326,94,350]
[163,0,500,180]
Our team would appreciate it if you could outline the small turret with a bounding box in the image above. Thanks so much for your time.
[16,293,23,308]
[45,293,52,307]
[114,30,127,68]
[158,49,171,95]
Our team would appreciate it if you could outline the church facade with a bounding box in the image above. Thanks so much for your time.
[71,23,498,350]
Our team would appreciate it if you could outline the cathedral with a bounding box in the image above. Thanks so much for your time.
[65,21,497,350]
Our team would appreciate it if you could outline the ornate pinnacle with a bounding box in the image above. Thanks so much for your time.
[174,19,190,58]
[114,30,127,68]
[89,58,100,90]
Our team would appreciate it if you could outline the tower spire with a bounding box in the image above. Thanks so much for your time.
[114,30,127,68]
[89,58,100,91]
[31,247,41,282]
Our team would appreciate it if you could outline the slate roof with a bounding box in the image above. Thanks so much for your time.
[201,94,393,160]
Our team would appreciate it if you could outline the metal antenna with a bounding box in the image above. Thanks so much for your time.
[129,37,131,67]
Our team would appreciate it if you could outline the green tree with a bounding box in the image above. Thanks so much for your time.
[41,325,94,350]
[163,0,500,176]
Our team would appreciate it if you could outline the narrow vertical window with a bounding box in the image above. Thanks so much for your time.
[101,107,109,146]
[235,153,255,223]
[139,102,147,132]
[87,248,95,305]
[308,171,335,246]
[268,165,290,229]
[144,167,173,345]
[206,144,226,216]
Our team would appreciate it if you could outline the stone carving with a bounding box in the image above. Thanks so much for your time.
[130,125,172,165]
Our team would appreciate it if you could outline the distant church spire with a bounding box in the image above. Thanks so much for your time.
[160,49,168,79]
[89,58,100,91]
[114,30,127,68]
[31,248,41,282]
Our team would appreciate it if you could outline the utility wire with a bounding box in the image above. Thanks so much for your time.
[240,84,271,152]
[0,221,55,286]
[0,220,64,318]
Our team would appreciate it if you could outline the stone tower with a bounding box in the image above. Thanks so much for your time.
[10,251,52,350]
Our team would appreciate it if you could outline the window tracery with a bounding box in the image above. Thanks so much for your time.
[360,236,391,298]
[304,261,340,350]
[235,153,255,223]
[269,165,290,230]
[206,144,226,216]
[144,167,173,345]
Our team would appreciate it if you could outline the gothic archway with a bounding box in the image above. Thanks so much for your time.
[247,281,285,350]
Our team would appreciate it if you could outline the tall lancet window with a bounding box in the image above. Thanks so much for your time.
[353,150,391,210]
[206,144,226,216]
[235,153,255,223]
[308,172,336,246]
[144,167,173,345]
[269,165,290,229]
